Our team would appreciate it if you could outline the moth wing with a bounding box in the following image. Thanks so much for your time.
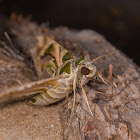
[0,75,63,106]
[36,36,74,67]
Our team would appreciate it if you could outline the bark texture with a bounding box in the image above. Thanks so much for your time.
[0,16,139,140]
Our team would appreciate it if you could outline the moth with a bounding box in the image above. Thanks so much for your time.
[0,36,112,116]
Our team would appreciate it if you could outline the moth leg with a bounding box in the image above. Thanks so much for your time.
[71,75,77,114]
[61,91,69,107]
[65,91,69,105]
[80,83,94,118]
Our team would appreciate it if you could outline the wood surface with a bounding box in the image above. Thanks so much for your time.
[0,16,139,140]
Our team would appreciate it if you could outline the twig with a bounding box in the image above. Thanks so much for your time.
[4,32,19,54]
[108,64,114,97]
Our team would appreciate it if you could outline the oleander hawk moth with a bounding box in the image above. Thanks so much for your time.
[0,36,111,116]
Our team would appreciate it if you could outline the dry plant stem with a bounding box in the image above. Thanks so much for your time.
[0,41,17,57]
[128,130,132,140]
[108,64,113,82]
[2,33,24,60]
[108,64,114,97]
[96,70,109,85]
[0,48,12,56]
[95,91,111,99]
[4,32,20,54]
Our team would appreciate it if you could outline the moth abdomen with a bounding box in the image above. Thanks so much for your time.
[30,74,74,105]
[30,85,72,105]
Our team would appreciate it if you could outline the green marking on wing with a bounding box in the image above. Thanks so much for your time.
[30,98,36,103]
[62,52,74,63]
[75,57,84,67]
[42,61,56,76]
[60,62,71,74]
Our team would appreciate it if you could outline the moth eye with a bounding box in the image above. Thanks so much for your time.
[81,66,90,75]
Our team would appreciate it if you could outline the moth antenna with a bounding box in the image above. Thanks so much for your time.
[96,70,109,85]
[89,52,114,64]
[72,75,77,114]
[80,83,94,118]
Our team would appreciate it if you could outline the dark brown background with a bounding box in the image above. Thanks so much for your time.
[0,0,140,66]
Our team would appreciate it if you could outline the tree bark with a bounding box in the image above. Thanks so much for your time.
[0,16,139,140]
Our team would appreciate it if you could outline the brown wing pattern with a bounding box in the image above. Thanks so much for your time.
[0,75,64,106]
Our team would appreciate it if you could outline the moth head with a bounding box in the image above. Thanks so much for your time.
[79,60,96,78]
